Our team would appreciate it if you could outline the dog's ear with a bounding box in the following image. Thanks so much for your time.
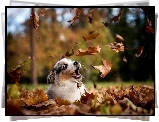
[47,69,56,84]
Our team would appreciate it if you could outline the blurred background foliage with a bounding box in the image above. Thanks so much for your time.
[7,7,155,84]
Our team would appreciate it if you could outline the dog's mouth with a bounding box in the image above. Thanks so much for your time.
[72,67,82,80]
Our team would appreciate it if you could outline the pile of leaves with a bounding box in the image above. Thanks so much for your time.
[7,83,154,115]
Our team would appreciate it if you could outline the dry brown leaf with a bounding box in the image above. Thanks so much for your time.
[30,10,39,29]
[21,88,48,106]
[65,48,74,57]
[110,8,124,23]
[106,42,124,53]
[76,45,101,56]
[7,99,25,115]
[80,89,95,104]
[115,34,124,41]
[102,22,109,27]
[146,26,154,33]
[82,31,100,41]
[67,8,82,24]
[87,9,94,24]
[135,46,144,57]
[9,67,24,84]
[92,59,112,78]
[123,56,127,63]
[55,98,71,106]
[39,8,46,16]
[145,19,154,33]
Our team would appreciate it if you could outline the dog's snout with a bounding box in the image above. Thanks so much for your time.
[73,61,78,65]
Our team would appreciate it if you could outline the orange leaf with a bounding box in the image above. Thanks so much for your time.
[76,45,101,56]
[110,15,121,23]
[65,48,74,57]
[80,89,95,104]
[146,26,154,33]
[30,10,39,29]
[93,59,112,78]
[39,8,46,16]
[102,22,109,27]
[123,56,127,63]
[87,9,94,24]
[106,42,124,53]
[55,98,71,106]
[115,34,124,41]
[135,46,144,57]
[109,8,124,24]
[67,8,82,24]
[82,31,100,41]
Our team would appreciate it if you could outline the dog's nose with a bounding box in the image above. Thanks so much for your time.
[73,61,78,65]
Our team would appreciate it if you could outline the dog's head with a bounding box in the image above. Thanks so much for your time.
[47,58,82,84]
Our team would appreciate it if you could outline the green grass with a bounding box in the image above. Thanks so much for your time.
[7,80,154,91]
[85,81,154,89]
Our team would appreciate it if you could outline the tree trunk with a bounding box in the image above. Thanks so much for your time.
[30,8,37,85]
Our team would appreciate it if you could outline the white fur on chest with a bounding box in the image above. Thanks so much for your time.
[46,80,86,103]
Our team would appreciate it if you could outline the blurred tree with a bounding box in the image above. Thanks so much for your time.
[7,7,155,84]
[30,8,37,85]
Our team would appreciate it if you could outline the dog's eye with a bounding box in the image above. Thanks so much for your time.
[73,61,78,65]
[62,64,68,70]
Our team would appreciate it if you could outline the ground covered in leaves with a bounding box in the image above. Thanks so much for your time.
[7,83,154,116]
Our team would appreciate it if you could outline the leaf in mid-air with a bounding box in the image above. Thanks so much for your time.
[106,42,124,53]
[76,45,101,56]
[135,46,144,57]
[67,8,82,24]
[30,10,39,29]
[82,31,100,41]
[115,34,124,41]
[87,9,94,24]
[92,59,113,78]
[123,56,127,63]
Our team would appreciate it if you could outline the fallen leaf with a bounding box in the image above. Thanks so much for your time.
[30,10,39,29]
[7,99,24,115]
[65,48,74,57]
[110,15,121,23]
[21,88,48,106]
[8,57,31,84]
[39,8,46,16]
[135,46,144,57]
[9,67,24,84]
[80,89,95,104]
[123,56,127,63]
[115,34,124,41]
[76,45,101,56]
[106,42,124,53]
[7,84,20,99]
[55,98,71,106]
[87,9,94,24]
[146,26,154,33]
[82,31,100,41]
[92,59,112,78]
[145,19,154,33]
[110,103,122,115]
[102,22,109,27]
[67,8,82,24]
[110,8,124,23]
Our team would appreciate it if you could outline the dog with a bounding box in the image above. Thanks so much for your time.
[45,58,86,103]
